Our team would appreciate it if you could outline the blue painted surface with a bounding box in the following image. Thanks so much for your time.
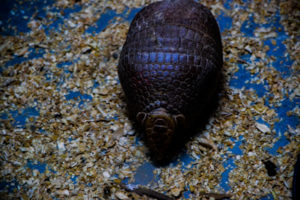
[273,98,299,133]
[260,193,273,200]
[230,7,299,160]
[220,157,235,191]
[241,11,294,77]
[4,47,45,68]
[10,107,40,127]
[0,113,8,120]
[228,136,243,155]
[86,9,118,34]
[179,153,196,168]
[220,136,243,191]
[26,160,47,173]
[65,91,92,101]
[57,61,73,69]
[133,162,155,185]
[126,7,142,21]
[229,63,268,98]
[0,0,54,35]
[85,7,142,34]
[0,180,18,193]
[241,14,258,37]
[168,152,195,168]
[223,0,233,10]
[183,190,192,199]
[216,10,233,33]
[44,4,82,35]
[262,13,293,77]
[267,98,299,155]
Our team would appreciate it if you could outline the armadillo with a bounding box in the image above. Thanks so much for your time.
[118,0,223,160]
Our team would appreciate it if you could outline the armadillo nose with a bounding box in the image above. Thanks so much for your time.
[155,118,167,126]
[153,118,169,133]
[153,125,168,133]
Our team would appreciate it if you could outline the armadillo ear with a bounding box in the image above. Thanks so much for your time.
[136,112,147,125]
[173,114,185,127]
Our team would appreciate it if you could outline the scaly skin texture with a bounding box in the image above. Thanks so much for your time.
[118,0,223,160]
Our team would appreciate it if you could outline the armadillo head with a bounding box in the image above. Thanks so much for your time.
[136,108,185,160]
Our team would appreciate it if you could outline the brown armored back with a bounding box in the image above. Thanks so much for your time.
[118,0,222,135]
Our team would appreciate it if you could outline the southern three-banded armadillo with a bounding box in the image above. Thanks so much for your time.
[118,0,223,160]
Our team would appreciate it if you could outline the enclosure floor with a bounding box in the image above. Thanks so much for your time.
[0,0,299,199]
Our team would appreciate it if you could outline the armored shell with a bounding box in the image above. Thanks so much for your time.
[118,0,222,158]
